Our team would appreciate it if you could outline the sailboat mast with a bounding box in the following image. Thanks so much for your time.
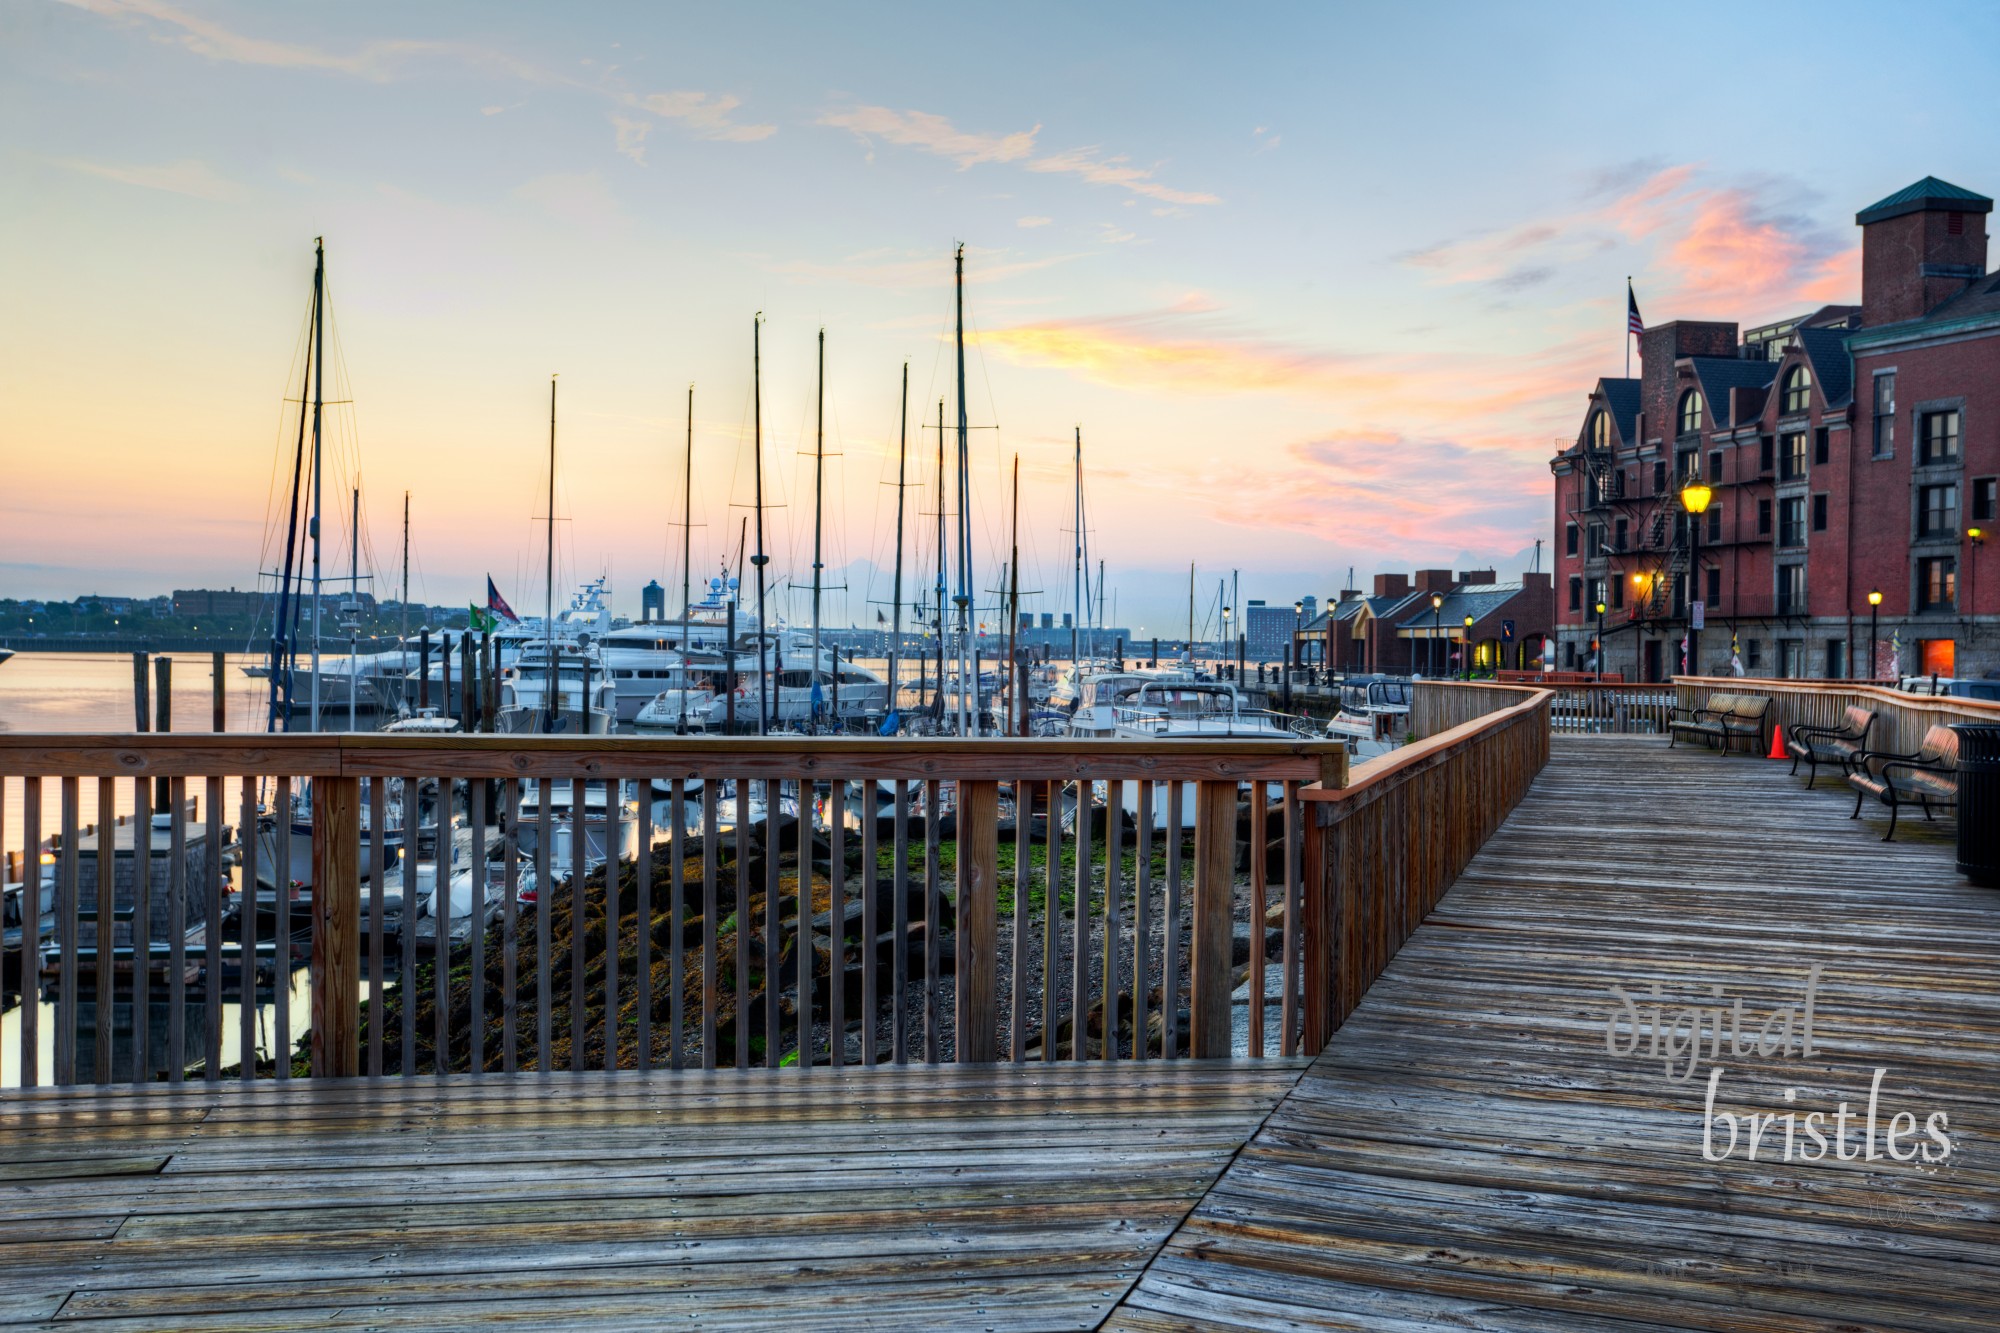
[751,314,770,736]
[400,491,410,663]
[268,249,317,733]
[543,375,557,731]
[889,361,907,715]
[812,327,824,679]
[1188,562,1195,656]
[1072,427,1082,667]
[349,484,360,733]
[935,398,946,715]
[682,384,693,626]
[953,245,974,735]
[1007,454,1019,736]
[309,237,325,732]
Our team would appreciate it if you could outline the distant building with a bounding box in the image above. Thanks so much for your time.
[171,588,259,618]
[1302,569,1553,675]
[641,580,666,622]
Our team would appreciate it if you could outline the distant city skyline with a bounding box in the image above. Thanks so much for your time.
[5,1,1996,628]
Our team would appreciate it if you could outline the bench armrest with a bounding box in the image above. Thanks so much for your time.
[1668,705,1719,723]
[1878,756,1955,783]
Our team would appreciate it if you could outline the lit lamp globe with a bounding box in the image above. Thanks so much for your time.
[1869,590,1884,607]
[1681,479,1713,515]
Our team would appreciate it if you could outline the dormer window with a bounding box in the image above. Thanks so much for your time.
[1782,365,1812,415]
[1678,391,1705,436]
[1588,410,1609,451]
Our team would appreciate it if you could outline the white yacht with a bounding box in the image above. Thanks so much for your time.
[1063,668,1202,738]
[1324,675,1412,757]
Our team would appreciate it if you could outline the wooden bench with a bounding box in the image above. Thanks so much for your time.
[1847,725,1960,841]
[1787,705,1877,785]
[1667,693,1771,753]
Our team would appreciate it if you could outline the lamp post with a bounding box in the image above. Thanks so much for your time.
[1680,478,1713,678]
[1868,589,1883,682]
[1429,592,1443,677]
[1970,528,1985,647]
[1594,601,1606,682]
[1462,614,1475,679]
[1631,571,1651,683]
[1221,604,1232,674]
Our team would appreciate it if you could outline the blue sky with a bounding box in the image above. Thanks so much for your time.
[5,1,1997,632]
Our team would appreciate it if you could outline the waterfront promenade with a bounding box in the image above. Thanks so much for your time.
[0,731,1993,1328]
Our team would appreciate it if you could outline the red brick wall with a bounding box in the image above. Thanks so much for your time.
[1862,211,1989,326]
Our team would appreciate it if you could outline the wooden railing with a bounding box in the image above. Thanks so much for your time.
[1,735,1349,1085]
[1304,686,1552,1048]
[1,701,1554,1087]
[1410,680,1541,738]
[1675,678,2000,757]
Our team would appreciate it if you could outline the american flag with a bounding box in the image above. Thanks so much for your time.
[1627,282,1644,339]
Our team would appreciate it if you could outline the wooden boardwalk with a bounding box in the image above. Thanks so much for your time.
[6,735,1998,1329]
[0,1062,1305,1330]
[1113,736,2000,1330]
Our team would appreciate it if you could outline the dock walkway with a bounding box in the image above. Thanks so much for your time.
[1113,736,2000,1330]
[4,736,1996,1329]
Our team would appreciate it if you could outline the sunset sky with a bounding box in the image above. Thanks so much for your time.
[5,1,1998,633]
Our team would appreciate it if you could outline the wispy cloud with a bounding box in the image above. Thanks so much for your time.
[512,172,629,238]
[816,102,1219,206]
[1016,215,1053,228]
[51,155,244,201]
[1398,162,1858,318]
[818,104,1038,167]
[757,245,1080,290]
[630,90,775,143]
[1025,147,1219,207]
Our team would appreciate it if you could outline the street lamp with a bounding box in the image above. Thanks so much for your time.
[1680,478,1714,678]
[1221,604,1232,668]
[1868,589,1883,682]
[1594,601,1606,682]
[1462,614,1475,679]
[1429,592,1443,677]
[1970,528,1986,647]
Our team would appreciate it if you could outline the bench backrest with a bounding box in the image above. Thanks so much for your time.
[1841,705,1877,738]
[1702,693,1741,714]
[1920,724,1960,767]
[1725,696,1771,721]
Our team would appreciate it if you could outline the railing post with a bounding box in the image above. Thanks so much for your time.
[954,780,1000,1063]
[1189,779,1236,1057]
[1302,757,1348,1055]
[311,775,361,1079]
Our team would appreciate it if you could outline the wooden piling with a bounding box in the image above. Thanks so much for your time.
[132,652,151,732]
[211,650,225,731]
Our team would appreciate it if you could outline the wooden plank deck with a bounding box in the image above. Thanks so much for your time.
[1112,735,2000,1331]
[0,1061,1305,1330]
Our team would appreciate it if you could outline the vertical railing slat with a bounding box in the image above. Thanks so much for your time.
[434,778,452,1075]
[1163,779,1184,1058]
[1102,780,1123,1064]
[861,780,879,1068]
[923,779,941,1064]
[277,774,295,1080]
[569,779,586,1073]
[57,777,79,1087]
[201,776,221,1082]
[765,777,783,1069]
[94,775,115,1084]
[20,777,41,1087]
[131,774,152,1086]
[1133,781,1151,1062]
[1189,780,1236,1058]
[470,779,488,1076]
[891,780,909,1065]
[1249,786,1267,1059]
[365,776,382,1079]
[1040,780,1060,1063]
[603,779,621,1072]
[1009,780,1033,1064]
[734,780,750,1071]
[402,776,419,1077]
[701,781,718,1070]
[955,779,999,1064]
[502,779,520,1075]
[668,779,686,1072]
[829,780,845,1069]
[638,787,654,1073]
[237,776,257,1078]
[1070,780,1089,1061]
[1281,781,1302,1058]
[533,778,551,1072]
[165,776,184,1085]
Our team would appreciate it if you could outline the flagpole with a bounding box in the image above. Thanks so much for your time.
[1625,277,1632,379]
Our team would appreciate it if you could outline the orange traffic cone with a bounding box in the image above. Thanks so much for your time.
[1768,724,1787,760]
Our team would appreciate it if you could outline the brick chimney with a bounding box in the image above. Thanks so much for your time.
[1414,569,1455,594]
[1456,569,1497,586]
[1372,572,1410,598]
[1858,177,1992,325]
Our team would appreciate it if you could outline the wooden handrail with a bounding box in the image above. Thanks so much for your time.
[1675,676,2000,759]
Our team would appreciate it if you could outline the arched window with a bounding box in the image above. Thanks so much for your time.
[1588,410,1609,450]
[1783,365,1812,415]
[1678,390,1705,435]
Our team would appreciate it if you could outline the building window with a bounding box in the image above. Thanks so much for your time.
[1677,450,1699,484]
[1777,565,1807,615]
[1873,374,1895,457]
[1611,577,1625,610]
[1778,497,1806,547]
[1759,436,1775,473]
[1565,522,1578,556]
[1780,640,1805,679]
[1781,432,1808,480]
[1814,427,1829,466]
[1678,391,1705,435]
[1588,523,1606,556]
[1708,450,1723,482]
[1588,578,1605,610]
[1920,410,1961,465]
[1826,639,1847,680]
[1746,639,1762,669]
[1652,460,1667,493]
[1918,556,1957,611]
[1782,365,1812,415]
[1705,566,1720,607]
[1568,576,1582,612]
[1589,410,1610,450]
[1612,469,1627,498]
[1707,507,1723,542]
[1614,518,1628,551]
[1919,483,1959,538]
[1758,498,1773,535]
[1812,493,1828,531]
[1974,477,1998,522]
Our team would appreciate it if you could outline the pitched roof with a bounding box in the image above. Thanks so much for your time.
[1598,378,1641,446]
[1367,591,1425,622]
[1688,357,1777,428]
[1856,176,1993,226]
[1393,583,1524,631]
[1794,326,1853,408]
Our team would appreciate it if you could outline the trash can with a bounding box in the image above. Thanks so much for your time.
[1953,723,2000,887]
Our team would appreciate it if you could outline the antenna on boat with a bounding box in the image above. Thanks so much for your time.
[309,237,326,733]
[889,360,908,720]
[1072,427,1082,669]
[543,374,557,732]
[952,244,975,735]
[812,327,825,698]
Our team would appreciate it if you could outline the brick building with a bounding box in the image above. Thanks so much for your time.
[1308,569,1553,675]
[1551,177,2000,682]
